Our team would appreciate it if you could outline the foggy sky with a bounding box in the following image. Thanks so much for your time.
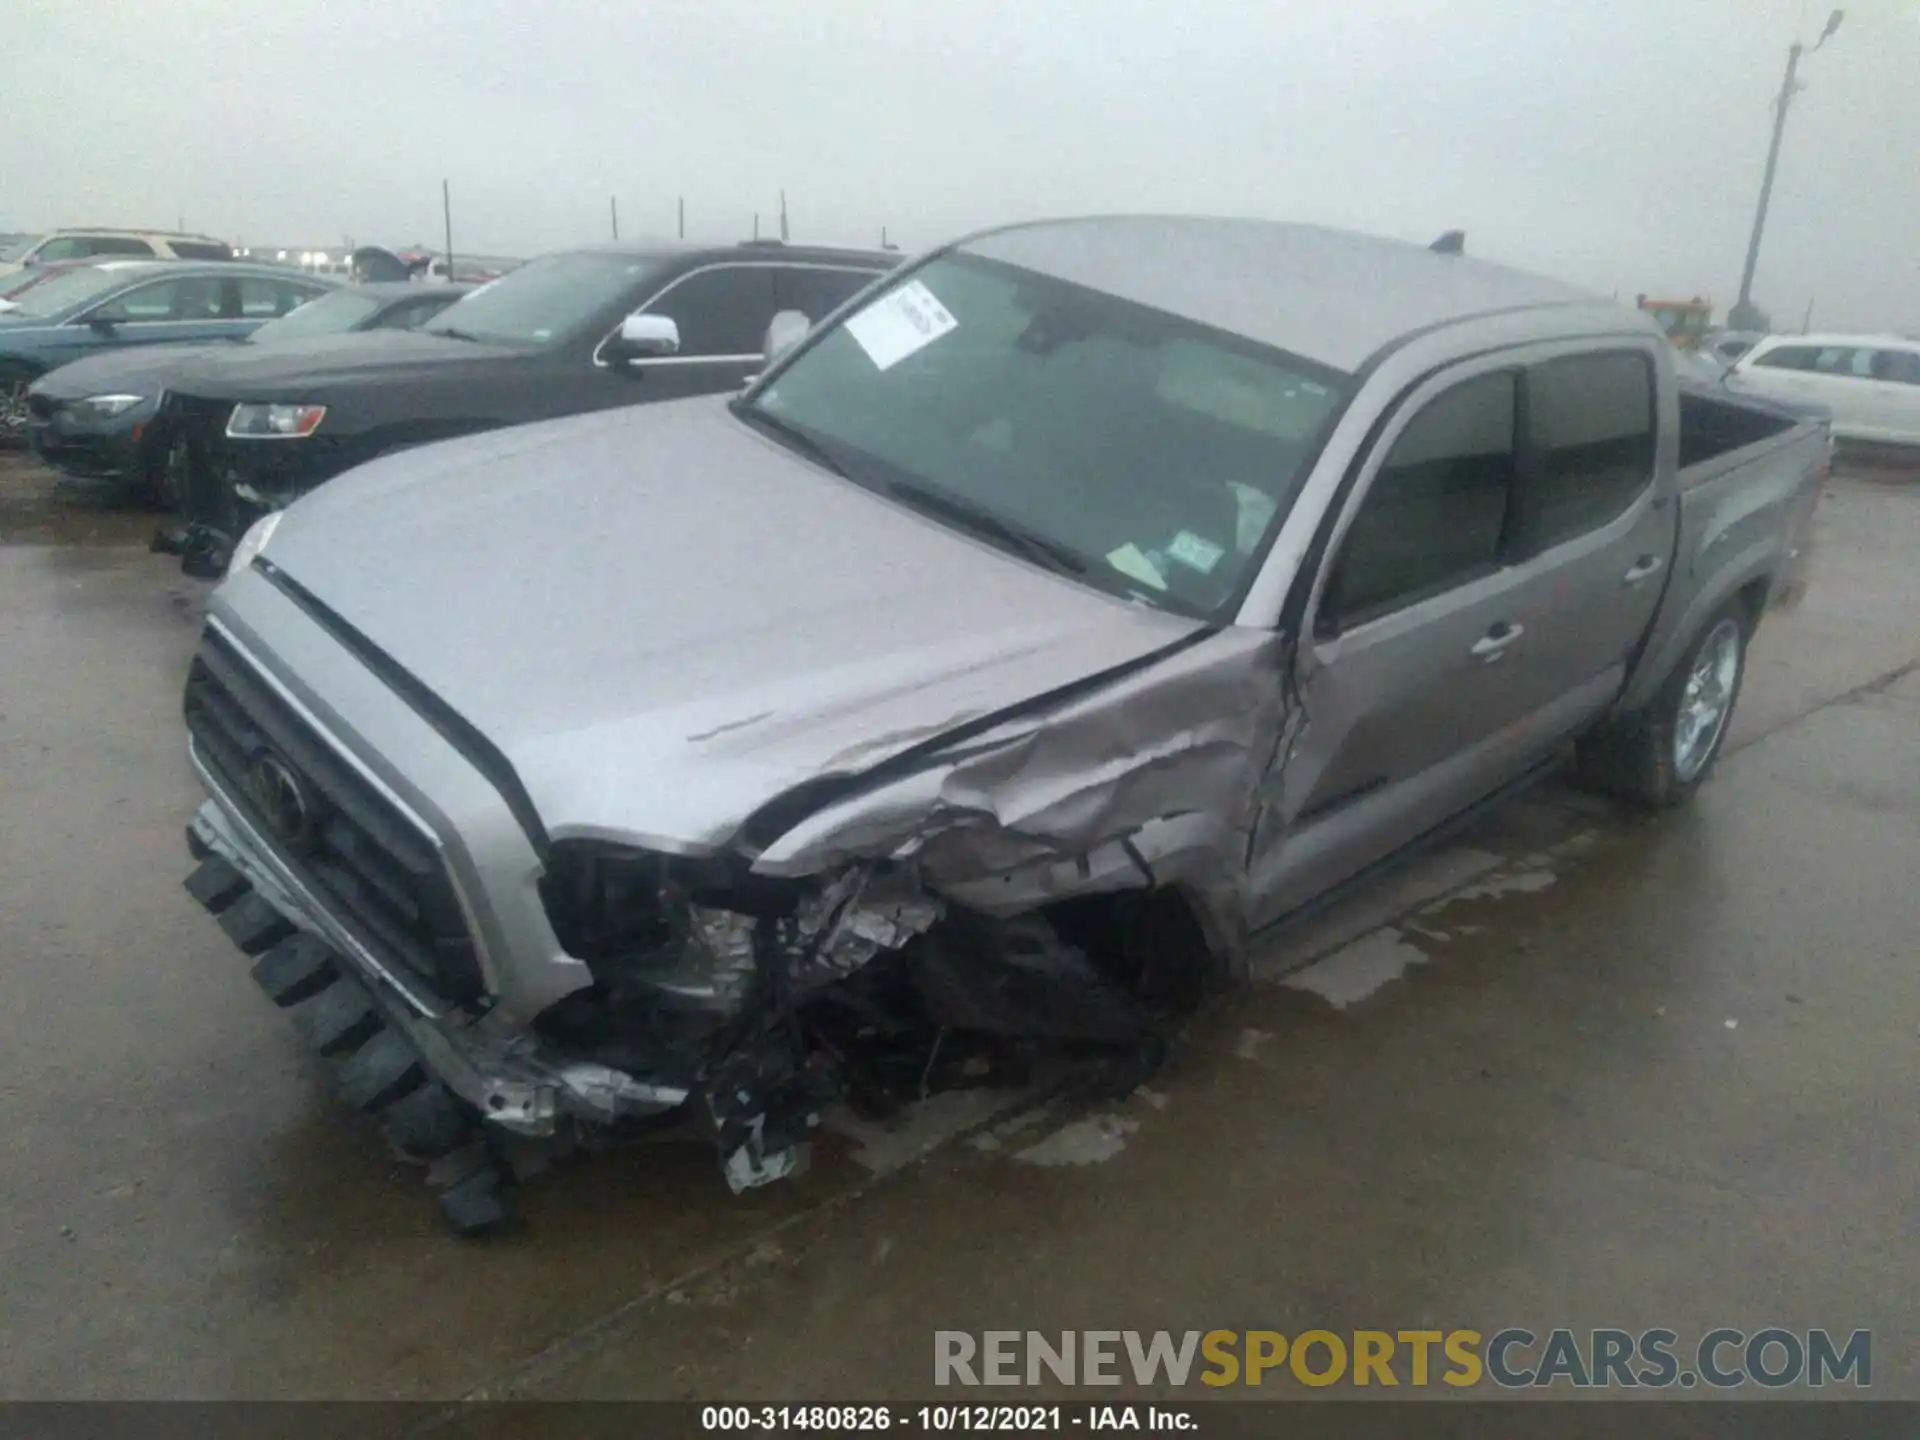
[4,0,1916,333]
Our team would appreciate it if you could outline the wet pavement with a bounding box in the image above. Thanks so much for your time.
[0,455,1915,1403]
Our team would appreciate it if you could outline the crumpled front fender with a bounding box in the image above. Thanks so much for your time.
[745,625,1293,974]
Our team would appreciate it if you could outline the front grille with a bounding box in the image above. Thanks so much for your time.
[185,626,483,1005]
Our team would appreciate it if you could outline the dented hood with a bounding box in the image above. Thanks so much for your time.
[259,398,1202,851]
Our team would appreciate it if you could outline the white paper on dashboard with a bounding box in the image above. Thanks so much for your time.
[844,280,958,371]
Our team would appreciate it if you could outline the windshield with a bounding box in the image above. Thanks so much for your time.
[250,288,385,343]
[4,264,149,320]
[420,251,658,346]
[745,252,1348,618]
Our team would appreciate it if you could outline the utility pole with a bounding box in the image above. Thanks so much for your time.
[1802,297,1815,333]
[753,213,760,240]
[610,196,619,240]
[678,196,685,239]
[779,190,789,241]
[442,179,455,282]
[1731,9,1844,331]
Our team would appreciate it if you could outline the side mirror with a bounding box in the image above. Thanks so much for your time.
[86,316,118,334]
[762,309,811,365]
[609,312,679,364]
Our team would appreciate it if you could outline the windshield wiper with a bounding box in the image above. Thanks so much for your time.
[731,401,852,481]
[884,479,1089,577]
[432,326,485,343]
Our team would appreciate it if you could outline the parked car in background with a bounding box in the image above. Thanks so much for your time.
[0,261,335,446]
[26,282,471,506]
[0,258,95,310]
[166,238,898,571]
[178,216,1830,1228]
[1727,333,1920,448]
[1701,329,1766,363]
[0,228,233,277]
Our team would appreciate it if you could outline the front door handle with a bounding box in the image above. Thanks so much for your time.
[1469,621,1523,661]
[1623,555,1664,585]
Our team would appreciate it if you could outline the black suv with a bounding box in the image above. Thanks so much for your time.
[167,240,899,572]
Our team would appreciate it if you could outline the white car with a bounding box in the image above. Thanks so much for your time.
[0,228,233,278]
[1727,333,1920,447]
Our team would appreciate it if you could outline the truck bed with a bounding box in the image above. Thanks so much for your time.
[1616,380,1831,714]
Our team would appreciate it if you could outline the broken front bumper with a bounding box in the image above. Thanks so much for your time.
[185,798,690,1145]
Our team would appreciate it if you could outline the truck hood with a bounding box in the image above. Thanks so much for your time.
[254,398,1202,852]
[171,328,523,400]
[31,342,241,400]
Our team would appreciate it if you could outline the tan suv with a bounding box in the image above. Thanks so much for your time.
[0,228,233,277]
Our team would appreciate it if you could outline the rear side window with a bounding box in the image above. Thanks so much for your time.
[1868,349,1920,385]
[169,241,232,260]
[1522,353,1655,553]
[1323,371,1517,629]
[644,266,778,356]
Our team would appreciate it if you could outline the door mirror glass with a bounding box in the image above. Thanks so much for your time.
[611,312,680,362]
[762,309,811,364]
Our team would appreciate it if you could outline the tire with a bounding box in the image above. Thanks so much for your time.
[137,427,196,513]
[1575,600,1749,808]
[0,363,37,448]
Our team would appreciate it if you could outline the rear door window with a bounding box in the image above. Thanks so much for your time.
[169,241,232,260]
[1323,371,1518,629]
[643,266,778,357]
[1520,352,1656,553]
[1810,346,1872,377]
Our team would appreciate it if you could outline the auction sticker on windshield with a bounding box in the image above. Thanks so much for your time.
[845,279,958,371]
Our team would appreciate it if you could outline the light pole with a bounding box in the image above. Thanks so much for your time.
[1730,8,1844,331]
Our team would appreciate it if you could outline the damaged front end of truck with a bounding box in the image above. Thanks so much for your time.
[183,618,1291,1234]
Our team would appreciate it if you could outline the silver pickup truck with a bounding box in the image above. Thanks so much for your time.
[179,217,1830,1229]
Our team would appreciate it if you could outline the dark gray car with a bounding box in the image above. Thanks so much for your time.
[0,260,333,446]
[164,241,899,568]
[177,217,1830,1229]
[27,282,469,506]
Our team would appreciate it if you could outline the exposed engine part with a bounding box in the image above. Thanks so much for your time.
[699,997,835,1193]
[788,866,943,989]
[684,906,760,1009]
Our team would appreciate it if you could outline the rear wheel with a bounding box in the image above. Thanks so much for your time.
[1575,601,1749,807]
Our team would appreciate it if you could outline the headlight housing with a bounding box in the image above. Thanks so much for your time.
[71,393,152,421]
[226,402,326,439]
[226,511,282,576]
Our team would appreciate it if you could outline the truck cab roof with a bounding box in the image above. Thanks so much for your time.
[957,215,1620,373]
